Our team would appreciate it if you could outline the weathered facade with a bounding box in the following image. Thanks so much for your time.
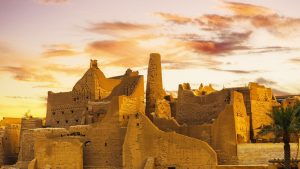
[1,53,299,169]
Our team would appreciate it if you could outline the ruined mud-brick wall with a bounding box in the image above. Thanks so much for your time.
[211,91,250,165]
[0,128,5,165]
[85,101,110,124]
[123,112,217,169]
[46,91,86,127]
[17,128,69,168]
[176,84,230,125]
[153,117,213,145]
[83,94,144,169]
[33,137,83,169]
[0,118,22,165]
[248,83,273,139]
[20,118,42,132]
[146,53,166,119]
[2,124,21,165]
[46,60,121,128]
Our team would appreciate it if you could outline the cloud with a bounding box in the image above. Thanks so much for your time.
[5,96,32,99]
[210,68,259,74]
[36,0,69,4]
[290,58,300,64]
[155,12,193,24]
[197,14,233,29]
[221,1,300,37]
[46,64,85,76]
[272,88,291,96]
[182,31,252,55]
[255,77,277,85]
[41,44,79,58]
[223,1,276,17]
[162,58,222,70]
[86,22,152,34]
[85,40,148,67]
[0,66,57,83]
[250,15,300,37]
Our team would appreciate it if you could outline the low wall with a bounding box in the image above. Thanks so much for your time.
[217,165,269,169]
[237,143,298,165]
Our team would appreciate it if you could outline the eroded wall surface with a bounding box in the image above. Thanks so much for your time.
[123,113,218,169]
[34,138,83,169]
[146,53,166,119]
[17,128,69,168]
[248,83,274,139]
[45,60,121,128]
[211,91,249,165]
[0,121,21,165]
[176,84,230,125]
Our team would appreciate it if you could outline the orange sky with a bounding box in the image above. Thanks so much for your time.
[0,0,300,119]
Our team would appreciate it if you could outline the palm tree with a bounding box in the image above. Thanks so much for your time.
[259,104,300,169]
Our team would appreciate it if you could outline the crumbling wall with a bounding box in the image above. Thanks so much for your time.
[176,84,230,125]
[45,60,121,128]
[0,127,5,165]
[123,113,218,169]
[2,124,20,165]
[33,137,83,169]
[83,98,121,168]
[248,83,273,139]
[153,118,213,144]
[211,91,250,164]
[17,128,69,168]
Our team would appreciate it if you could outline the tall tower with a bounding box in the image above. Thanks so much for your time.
[146,53,166,119]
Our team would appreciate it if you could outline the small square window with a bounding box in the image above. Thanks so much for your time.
[65,120,68,123]
[52,112,55,115]
[56,121,59,124]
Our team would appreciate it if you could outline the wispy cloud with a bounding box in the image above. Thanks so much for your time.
[35,0,69,4]
[5,96,32,99]
[85,40,148,67]
[46,64,85,75]
[223,1,276,17]
[155,12,192,24]
[255,77,277,85]
[41,43,79,58]
[289,58,300,64]
[210,68,259,74]
[0,66,57,83]
[86,22,152,34]
[181,31,252,55]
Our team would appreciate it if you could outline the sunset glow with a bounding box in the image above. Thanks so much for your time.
[0,0,300,119]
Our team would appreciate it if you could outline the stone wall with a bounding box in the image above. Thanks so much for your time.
[2,124,20,165]
[248,83,274,139]
[17,128,69,168]
[123,112,218,169]
[0,128,5,165]
[45,60,121,128]
[237,143,298,165]
[176,84,230,125]
[82,94,145,169]
[211,91,250,164]
[33,137,83,169]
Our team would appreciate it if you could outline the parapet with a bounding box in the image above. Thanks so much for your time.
[90,59,98,68]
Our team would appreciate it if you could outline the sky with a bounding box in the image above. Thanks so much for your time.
[0,0,300,119]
